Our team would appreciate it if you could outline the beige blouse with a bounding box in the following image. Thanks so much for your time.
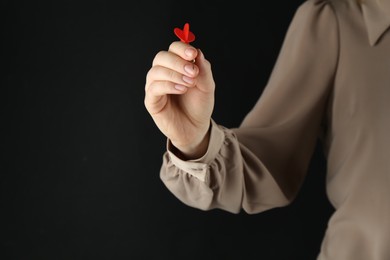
[159,0,390,259]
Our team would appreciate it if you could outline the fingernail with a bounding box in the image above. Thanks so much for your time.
[184,64,195,75]
[174,85,186,91]
[182,75,194,84]
[185,48,195,58]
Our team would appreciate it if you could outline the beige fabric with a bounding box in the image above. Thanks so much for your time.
[160,0,390,259]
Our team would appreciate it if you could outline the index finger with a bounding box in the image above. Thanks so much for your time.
[168,41,198,62]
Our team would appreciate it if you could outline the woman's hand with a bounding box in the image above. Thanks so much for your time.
[144,41,215,158]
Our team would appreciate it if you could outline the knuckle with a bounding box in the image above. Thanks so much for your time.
[152,51,166,66]
[168,42,176,50]
[145,69,153,82]
[148,82,158,95]
[168,69,176,82]
[173,56,183,72]
[168,41,182,51]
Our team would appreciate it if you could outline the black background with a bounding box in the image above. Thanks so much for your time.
[2,1,334,259]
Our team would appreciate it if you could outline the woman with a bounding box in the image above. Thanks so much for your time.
[144,0,390,259]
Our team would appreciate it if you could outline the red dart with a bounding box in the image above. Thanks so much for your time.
[174,23,195,44]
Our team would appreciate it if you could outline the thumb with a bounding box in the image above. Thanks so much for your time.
[195,49,215,93]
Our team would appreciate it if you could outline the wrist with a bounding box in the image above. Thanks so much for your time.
[172,125,211,160]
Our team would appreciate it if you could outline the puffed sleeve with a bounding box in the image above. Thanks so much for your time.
[160,0,339,214]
